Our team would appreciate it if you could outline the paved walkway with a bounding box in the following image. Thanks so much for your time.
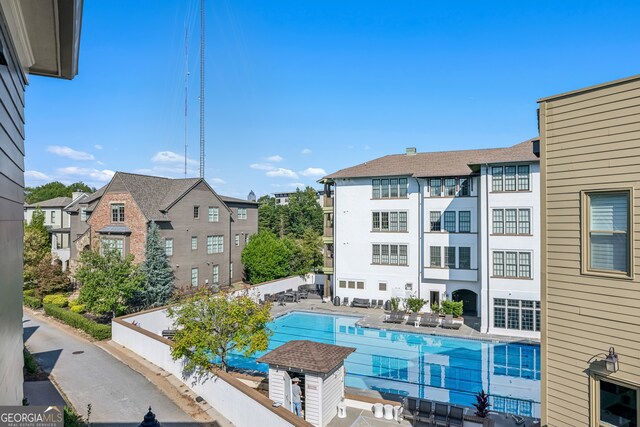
[23,311,196,426]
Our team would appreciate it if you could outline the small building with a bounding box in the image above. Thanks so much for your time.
[258,340,355,427]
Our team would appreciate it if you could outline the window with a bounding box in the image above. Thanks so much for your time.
[208,207,219,222]
[339,280,346,288]
[493,251,532,278]
[492,167,503,192]
[459,211,471,233]
[379,282,387,291]
[430,211,441,231]
[492,209,531,235]
[430,246,441,267]
[51,211,56,223]
[504,166,517,191]
[373,244,408,266]
[111,204,125,222]
[494,299,541,331]
[191,268,198,286]
[444,246,456,268]
[212,265,219,284]
[369,211,409,232]
[372,178,408,199]
[193,206,200,219]
[81,208,87,221]
[356,281,364,290]
[458,177,470,196]
[459,247,471,269]
[517,165,530,191]
[585,191,631,275]
[191,236,198,250]
[444,178,456,196]
[381,212,389,230]
[399,212,407,231]
[443,211,456,232]
[389,212,398,231]
[235,234,240,246]
[165,238,173,256]
[207,235,224,254]
[348,280,355,289]
[598,380,638,427]
[372,212,380,230]
[245,234,249,245]
[230,262,233,279]
[101,238,124,257]
[238,208,247,220]
[430,178,442,197]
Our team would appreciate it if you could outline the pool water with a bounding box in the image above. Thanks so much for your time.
[226,311,540,417]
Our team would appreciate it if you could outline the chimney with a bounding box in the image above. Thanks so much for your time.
[71,191,84,201]
[405,147,416,156]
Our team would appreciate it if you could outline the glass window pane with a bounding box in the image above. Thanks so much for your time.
[519,252,531,278]
[390,212,398,231]
[459,177,469,196]
[372,212,380,230]
[507,308,520,329]
[494,306,506,328]
[599,380,637,427]
[381,212,389,230]
[518,165,530,191]
[493,252,504,276]
[459,211,471,233]
[372,179,380,198]
[381,244,389,264]
[372,244,380,264]
[390,178,398,198]
[430,211,441,231]
[589,192,629,272]
[518,209,531,234]
[399,212,407,231]
[521,309,534,331]
[381,179,389,198]
[445,178,456,196]
[399,245,408,265]
[430,247,441,267]
[445,246,456,268]
[492,167,503,192]
[444,211,456,232]
[399,178,408,197]
[459,247,471,269]
[505,166,517,191]
[505,209,517,234]
[390,245,399,264]
[506,252,518,277]
[430,178,442,197]
[493,209,504,234]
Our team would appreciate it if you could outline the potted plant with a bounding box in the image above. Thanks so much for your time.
[390,297,401,312]
[431,301,441,315]
[405,296,426,313]
[461,390,494,427]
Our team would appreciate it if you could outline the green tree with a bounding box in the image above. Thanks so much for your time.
[257,195,282,235]
[241,230,293,284]
[24,207,50,284]
[33,255,70,298]
[138,221,174,308]
[168,287,272,374]
[285,187,323,238]
[299,227,323,272]
[25,181,95,204]
[76,248,145,317]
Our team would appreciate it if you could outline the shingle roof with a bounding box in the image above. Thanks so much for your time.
[324,138,539,180]
[257,340,355,374]
[96,225,132,234]
[25,196,72,208]
[220,195,259,205]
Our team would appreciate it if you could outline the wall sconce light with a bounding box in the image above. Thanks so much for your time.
[605,347,619,373]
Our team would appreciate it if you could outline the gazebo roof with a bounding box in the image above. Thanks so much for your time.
[257,340,355,374]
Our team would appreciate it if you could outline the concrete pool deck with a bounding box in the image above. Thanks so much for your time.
[270,298,540,346]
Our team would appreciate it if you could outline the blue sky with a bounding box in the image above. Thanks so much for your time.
[24,0,640,198]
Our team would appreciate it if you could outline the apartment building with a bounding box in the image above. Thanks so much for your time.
[321,139,541,338]
[274,189,325,206]
[540,75,640,426]
[79,172,257,288]
[0,0,83,406]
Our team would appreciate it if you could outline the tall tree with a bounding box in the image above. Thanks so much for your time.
[168,287,272,374]
[23,207,50,284]
[138,221,174,308]
[285,187,323,238]
[25,181,95,204]
[241,230,293,284]
[76,248,145,317]
[299,227,323,272]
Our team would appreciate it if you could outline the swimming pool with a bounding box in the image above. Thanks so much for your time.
[226,311,540,417]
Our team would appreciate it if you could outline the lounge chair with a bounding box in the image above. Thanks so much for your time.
[448,406,465,427]
[441,314,462,330]
[406,313,419,326]
[402,397,418,423]
[377,299,384,309]
[343,297,349,306]
[352,298,370,308]
[433,403,448,427]
[420,313,440,328]
[416,399,433,426]
[384,311,404,323]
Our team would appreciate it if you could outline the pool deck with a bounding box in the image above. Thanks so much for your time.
[270,298,540,345]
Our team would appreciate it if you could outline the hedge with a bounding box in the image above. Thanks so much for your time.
[43,304,111,340]
[43,294,68,307]
[23,295,43,309]
[441,300,464,318]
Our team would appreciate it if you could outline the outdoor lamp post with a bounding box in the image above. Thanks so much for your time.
[139,407,160,427]
[605,347,619,373]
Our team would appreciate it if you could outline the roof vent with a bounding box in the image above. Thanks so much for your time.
[406,147,417,156]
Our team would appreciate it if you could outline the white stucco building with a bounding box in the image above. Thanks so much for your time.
[321,139,541,338]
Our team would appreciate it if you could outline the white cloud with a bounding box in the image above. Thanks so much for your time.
[209,177,226,186]
[301,148,312,155]
[271,182,305,189]
[57,167,115,182]
[133,165,199,178]
[96,160,105,165]
[299,167,326,177]
[266,155,283,162]
[94,144,103,150]
[47,145,95,161]
[25,170,51,180]
[151,151,198,166]
[250,163,275,171]
[266,168,298,179]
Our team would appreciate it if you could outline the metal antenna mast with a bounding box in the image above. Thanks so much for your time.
[199,0,205,179]
[184,27,189,178]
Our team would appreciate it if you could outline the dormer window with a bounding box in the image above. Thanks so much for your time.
[111,204,125,222]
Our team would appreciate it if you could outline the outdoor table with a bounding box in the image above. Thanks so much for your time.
[373,403,383,418]
[383,404,394,420]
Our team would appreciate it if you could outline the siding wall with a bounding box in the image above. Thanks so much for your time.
[320,366,344,426]
[540,76,640,426]
[0,8,25,405]
[304,375,322,426]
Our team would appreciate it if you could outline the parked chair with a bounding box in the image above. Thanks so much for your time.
[406,312,419,326]
[343,297,349,306]
[384,311,404,323]
[402,397,419,424]
[441,314,462,330]
[420,313,440,328]
[161,329,177,340]
[433,403,449,427]
[377,299,384,309]
[448,406,464,427]
[416,399,433,426]
[370,300,378,309]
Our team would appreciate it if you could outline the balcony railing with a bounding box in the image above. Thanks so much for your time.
[324,225,333,236]
[324,197,334,208]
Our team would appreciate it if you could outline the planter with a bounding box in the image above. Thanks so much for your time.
[464,414,495,427]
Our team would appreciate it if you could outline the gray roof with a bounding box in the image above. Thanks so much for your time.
[96,225,132,234]
[324,138,539,180]
[220,195,259,205]
[257,340,355,374]
[25,196,72,208]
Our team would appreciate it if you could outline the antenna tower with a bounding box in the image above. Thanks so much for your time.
[199,0,205,178]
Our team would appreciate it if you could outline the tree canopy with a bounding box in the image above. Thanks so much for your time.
[241,230,294,284]
[23,207,50,284]
[25,181,96,204]
[137,221,175,309]
[168,288,272,375]
[257,187,322,238]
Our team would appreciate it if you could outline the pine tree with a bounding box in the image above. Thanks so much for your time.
[139,221,174,308]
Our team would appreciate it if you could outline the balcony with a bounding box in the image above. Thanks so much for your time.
[323,253,334,274]
[324,224,333,236]
[323,196,334,212]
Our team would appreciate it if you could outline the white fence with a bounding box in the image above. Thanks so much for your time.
[232,273,325,302]
[112,310,312,427]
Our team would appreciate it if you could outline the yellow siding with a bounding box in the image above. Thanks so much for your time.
[541,75,640,426]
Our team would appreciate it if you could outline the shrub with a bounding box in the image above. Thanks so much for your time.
[43,294,68,307]
[405,296,427,313]
[390,297,401,312]
[431,302,441,314]
[441,300,464,317]
[70,304,86,314]
[44,304,111,340]
[473,390,491,418]
[23,294,43,309]
[23,347,38,375]
[64,406,86,427]
[23,289,36,297]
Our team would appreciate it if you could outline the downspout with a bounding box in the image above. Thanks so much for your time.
[414,177,421,301]
[229,213,232,287]
[485,164,491,334]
